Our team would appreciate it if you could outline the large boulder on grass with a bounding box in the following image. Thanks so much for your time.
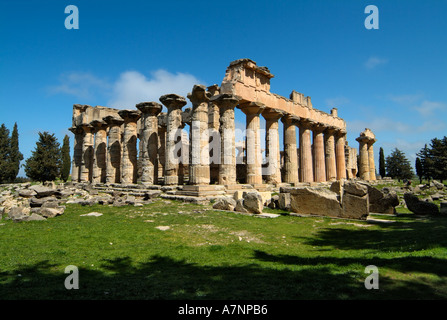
[213,197,237,211]
[404,192,439,215]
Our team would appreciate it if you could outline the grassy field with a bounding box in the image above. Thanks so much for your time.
[1,198,446,300]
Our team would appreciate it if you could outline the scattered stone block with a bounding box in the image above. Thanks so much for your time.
[404,192,439,215]
[212,197,237,211]
[289,187,342,217]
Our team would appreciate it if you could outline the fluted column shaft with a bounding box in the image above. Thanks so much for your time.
[357,139,370,180]
[368,142,376,181]
[188,85,211,185]
[136,102,162,184]
[239,102,265,185]
[281,115,299,185]
[118,110,141,185]
[69,126,84,182]
[79,124,94,182]
[104,116,124,184]
[313,124,326,182]
[208,85,220,184]
[324,128,337,181]
[160,94,187,185]
[91,120,107,184]
[335,130,347,180]
[210,93,239,185]
[262,109,283,185]
[299,120,314,183]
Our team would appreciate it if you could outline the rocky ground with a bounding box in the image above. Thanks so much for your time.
[1,179,446,223]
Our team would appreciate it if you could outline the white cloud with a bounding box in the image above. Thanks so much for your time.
[412,100,447,117]
[325,96,350,108]
[364,56,388,69]
[108,69,204,109]
[48,69,204,109]
[387,93,423,105]
[47,72,110,100]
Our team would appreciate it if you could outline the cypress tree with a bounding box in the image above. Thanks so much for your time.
[379,147,386,178]
[61,135,71,182]
[8,122,23,182]
[0,124,11,183]
[24,132,62,182]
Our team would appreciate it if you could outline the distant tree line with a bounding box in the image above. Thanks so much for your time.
[415,136,447,183]
[0,123,72,184]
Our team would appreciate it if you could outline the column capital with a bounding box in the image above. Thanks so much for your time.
[312,122,326,133]
[207,84,220,97]
[80,123,94,132]
[281,113,300,125]
[324,125,338,135]
[68,125,84,134]
[159,94,187,110]
[118,109,142,122]
[136,102,163,116]
[103,115,124,127]
[90,119,107,130]
[262,108,284,121]
[187,85,211,105]
[299,118,316,129]
[335,128,347,137]
[238,101,265,115]
[210,93,240,110]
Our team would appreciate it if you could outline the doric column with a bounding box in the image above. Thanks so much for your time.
[79,123,94,183]
[159,94,187,185]
[187,85,211,185]
[299,119,314,183]
[90,120,108,184]
[356,137,370,180]
[136,102,162,184]
[281,114,299,185]
[118,109,141,184]
[356,128,376,181]
[103,116,124,184]
[324,126,337,181]
[262,108,284,185]
[68,125,84,182]
[368,139,377,181]
[239,102,265,186]
[210,93,240,185]
[207,84,220,184]
[157,113,167,184]
[313,123,326,183]
[335,129,347,180]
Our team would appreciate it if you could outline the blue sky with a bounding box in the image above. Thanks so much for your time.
[1,0,446,177]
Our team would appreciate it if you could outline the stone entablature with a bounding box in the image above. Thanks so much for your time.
[69,59,374,189]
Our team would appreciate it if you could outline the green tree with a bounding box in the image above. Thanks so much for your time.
[385,148,414,182]
[416,144,434,182]
[415,157,423,184]
[0,124,11,183]
[61,135,71,182]
[379,147,386,178]
[8,122,23,182]
[429,137,447,182]
[24,132,62,182]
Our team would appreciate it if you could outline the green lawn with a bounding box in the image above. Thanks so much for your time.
[1,199,446,300]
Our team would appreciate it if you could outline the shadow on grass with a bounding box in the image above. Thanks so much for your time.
[298,215,447,252]
[1,251,446,300]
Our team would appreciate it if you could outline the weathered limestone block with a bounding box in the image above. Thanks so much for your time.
[242,191,264,214]
[404,192,440,215]
[341,193,369,220]
[368,186,399,214]
[212,197,237,211]
[290,187,342,216]
[278,193,291,211]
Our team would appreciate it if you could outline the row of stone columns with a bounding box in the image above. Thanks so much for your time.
[70,90,350,187]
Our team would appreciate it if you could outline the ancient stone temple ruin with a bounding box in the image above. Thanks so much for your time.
[69,59,376,196]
